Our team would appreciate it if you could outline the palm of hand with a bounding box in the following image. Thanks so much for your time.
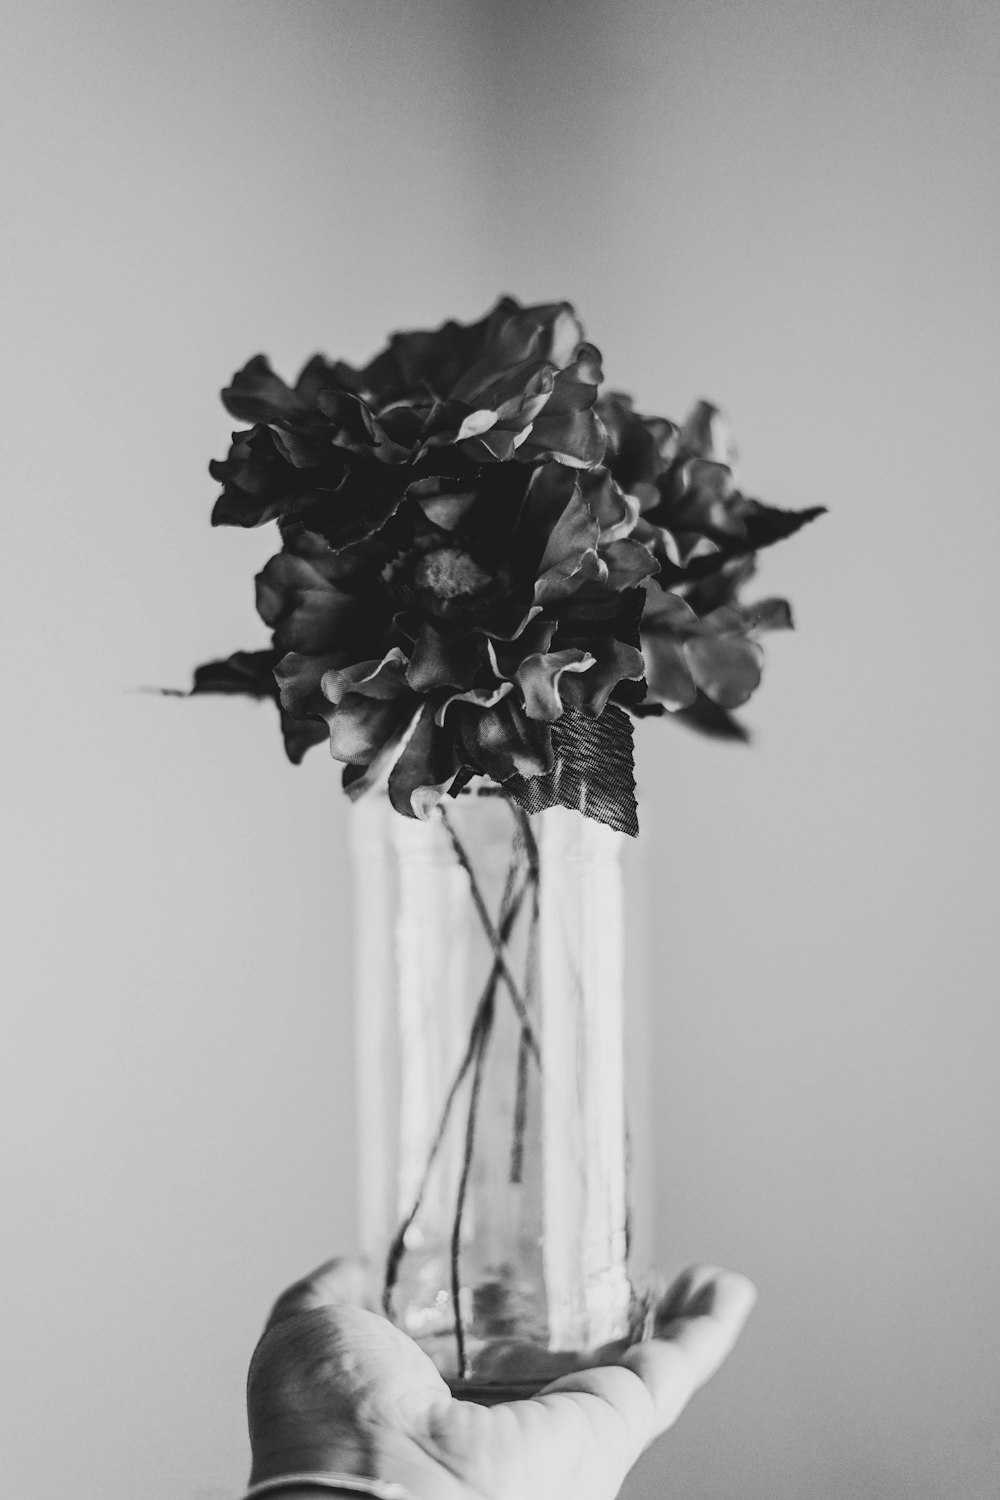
[247,1261,755,1500]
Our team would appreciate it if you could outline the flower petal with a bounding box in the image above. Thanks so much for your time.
[641,630,698,711]
[518,408,607,468]
[580,469,640,543]
[406,623,482,693]
[599,538,659,591]
[488,617,557,677]
[221,356,309,424]
[255,551,362,653]
[684,634,764,708]
[320,647,410,706]
[560,641,646,718]
[516,649,595,722]
[210,425,316,529]
[325,692,412,764]
[473,602,543,641]
[455,408,501,441]
[679,401,737,464]
[460,698,554,780]
[597,392,678,493]
[533,485,601,594]
[341,701,425,799]
[273,650,337,718]
[533,546,606,605]
[316,389,411,464]
[640,590,699,632]
[386,704,460,819]
[435,680,513,727]
[742,597,794,632]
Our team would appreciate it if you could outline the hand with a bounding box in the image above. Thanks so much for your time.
[247,1258,756,1500]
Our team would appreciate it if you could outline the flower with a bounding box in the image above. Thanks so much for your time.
[598,394,825,580]
[264,458,649,818]
[210,297,608,547]
[185,298,822,830]
[597,393,823,733]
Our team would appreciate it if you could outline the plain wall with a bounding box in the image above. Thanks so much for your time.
[3,3,999,1497]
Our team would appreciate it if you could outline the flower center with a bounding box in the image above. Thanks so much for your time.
[413,547,492,601]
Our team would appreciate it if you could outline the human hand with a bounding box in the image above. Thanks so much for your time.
[246,1258,756,1500]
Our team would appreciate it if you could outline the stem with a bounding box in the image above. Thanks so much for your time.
[382,841,531,1317]
[451,985,494,1379]
[509,1025,531,1185]
[515,803,541,883]
[440,806,541,1067]
[509,804,541,1185]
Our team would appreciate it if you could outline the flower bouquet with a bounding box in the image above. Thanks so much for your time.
[185,297,821,1394]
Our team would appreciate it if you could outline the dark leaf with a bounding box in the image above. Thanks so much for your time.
[740,502,826,552]
[502,704,638,836]
[188,649,280,699]
[671,693,752,742]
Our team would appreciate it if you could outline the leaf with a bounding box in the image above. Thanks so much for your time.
[188,649,280,699]
[502,704,638,836]
[671,693,752,743]
[740,502,826,551]
[177,649,330,765]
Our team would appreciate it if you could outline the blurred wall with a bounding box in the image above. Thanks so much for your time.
[3,2,1000,1498]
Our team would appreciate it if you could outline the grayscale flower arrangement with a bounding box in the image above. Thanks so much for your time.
[187,297,823,833]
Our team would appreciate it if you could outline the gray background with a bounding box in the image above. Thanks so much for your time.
[3,2,999,1496]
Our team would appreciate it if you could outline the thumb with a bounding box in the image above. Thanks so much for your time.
[263,1256,372,1332]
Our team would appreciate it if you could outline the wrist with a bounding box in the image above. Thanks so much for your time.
[249,1427,461,1500]
[244,1480,409,1500]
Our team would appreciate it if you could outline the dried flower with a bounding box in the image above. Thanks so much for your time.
[187,298,822,830]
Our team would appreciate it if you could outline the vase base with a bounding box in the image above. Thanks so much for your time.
[447,1377,549,1405]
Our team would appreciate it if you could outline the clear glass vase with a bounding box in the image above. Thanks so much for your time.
[351,784,639,1399]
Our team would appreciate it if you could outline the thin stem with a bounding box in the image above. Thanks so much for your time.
[382,846,531,1317]
[382,996,491,1316]
[514,803,541,883]
[451,985,494,1379]
[509,804,541,1185]
[440,806,541,1067]
[509,1024,531,1185]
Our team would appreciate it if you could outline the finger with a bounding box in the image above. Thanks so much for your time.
[620,1267,757,1436]
[534,1267,756,1472]
[264,1256,372,1332]
[653,1262,734,1332]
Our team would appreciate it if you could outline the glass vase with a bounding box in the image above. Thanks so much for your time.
[351,784,640,1400]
